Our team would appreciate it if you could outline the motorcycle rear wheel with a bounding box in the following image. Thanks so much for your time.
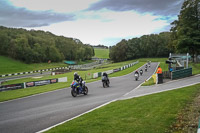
[103,82,106,88]
[84,86,88,95]
[107,81,110,87]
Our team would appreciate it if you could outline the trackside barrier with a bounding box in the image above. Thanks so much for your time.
[93,73,98,79]
[171,67,192,80]
[0,77,67,92]
[0,67,69,78]
[93,61,139,78]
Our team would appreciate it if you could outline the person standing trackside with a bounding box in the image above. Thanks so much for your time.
[156,66,162,74]
[156,66,163,84]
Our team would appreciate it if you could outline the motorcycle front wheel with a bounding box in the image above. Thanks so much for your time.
[71,89,77,97]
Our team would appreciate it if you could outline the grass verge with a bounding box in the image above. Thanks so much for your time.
[142,77,155,86]
[45,84,200,133]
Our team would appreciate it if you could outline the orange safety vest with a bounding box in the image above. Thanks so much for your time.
[157,67,162,74]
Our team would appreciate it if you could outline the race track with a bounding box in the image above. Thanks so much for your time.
[0,63,158,133]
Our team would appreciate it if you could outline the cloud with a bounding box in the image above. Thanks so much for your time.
[30,11,169,46]
[0,0,75,27]
[87,0,184,16]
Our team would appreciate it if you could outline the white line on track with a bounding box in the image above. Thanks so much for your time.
[36,99,118,133]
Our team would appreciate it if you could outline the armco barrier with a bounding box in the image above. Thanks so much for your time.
[171,67,192,80]
[92,61,139,79]
[0,67,69,78]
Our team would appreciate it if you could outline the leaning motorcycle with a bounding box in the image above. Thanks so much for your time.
[140,69,143,76]
[71,81,88,97]
[135,73,139,81]
[102,76,109,88]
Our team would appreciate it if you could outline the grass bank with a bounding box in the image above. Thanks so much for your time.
[94,48,109,59]
[0,55,95,75]
[0,56,67,75]
[46,84,200,133]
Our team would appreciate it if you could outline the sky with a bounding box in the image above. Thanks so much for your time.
[0,0,184,46]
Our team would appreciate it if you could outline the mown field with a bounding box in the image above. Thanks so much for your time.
[0,56,67,75]
[94,48,109,59]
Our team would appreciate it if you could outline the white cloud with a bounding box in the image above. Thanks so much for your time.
[26,10,169,46]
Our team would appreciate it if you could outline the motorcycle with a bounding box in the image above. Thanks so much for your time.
[134,73,139,81]
[145,66,147,72]
[71,81,88,97]
[140,69,143,76]
[102,76,109,88]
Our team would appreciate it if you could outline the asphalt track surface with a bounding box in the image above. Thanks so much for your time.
[0,62,158,133]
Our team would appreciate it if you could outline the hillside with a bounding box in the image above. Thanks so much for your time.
[0,26,94,64]
[0,56,66,75]
[94,48,109,59]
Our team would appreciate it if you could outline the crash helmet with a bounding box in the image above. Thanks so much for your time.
[74,72,78,76]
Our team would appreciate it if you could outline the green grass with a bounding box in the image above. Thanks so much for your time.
[0,56,98,75]
[46,84,200,133]
[142,77,155,86]
[139,58,167,86]
[0,56,67,75]
[0,82,67,102]
[190,62,200,75]
[0,60,144,102]
[94,48,109,59]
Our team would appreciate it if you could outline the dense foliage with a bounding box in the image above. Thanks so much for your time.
[170,0,200,62]
[0,26,94,63]
[109,32,171,62]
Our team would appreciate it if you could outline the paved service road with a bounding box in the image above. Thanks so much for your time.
[0,62,158,133]
[120,73,200,100]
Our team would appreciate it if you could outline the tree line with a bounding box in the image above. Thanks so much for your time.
[109,32,171,62]
[0,26,94,63]
[110,0,200,62]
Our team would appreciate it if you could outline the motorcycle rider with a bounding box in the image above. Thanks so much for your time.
[145,64,148,71]
[74,72,83,92]
[140,69,143,75]
[135,70,139,75]
[103,72,109,83]
[134,70,139,80]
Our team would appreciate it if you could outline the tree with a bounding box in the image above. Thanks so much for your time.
[170,0,200,62]
[109,39,128,62]
[0,26,95,63]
